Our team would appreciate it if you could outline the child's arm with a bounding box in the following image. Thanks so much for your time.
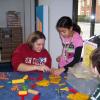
[51,47,83,76]
[17,63,37,72]
[64,46,83,72]
[17,63,50,72]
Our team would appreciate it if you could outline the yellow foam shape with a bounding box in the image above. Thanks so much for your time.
[60,87,69,91]
[18,91,27,95]
[36,79,49,87]
[67,94,74,99]
[50,79,61,84]
[58,83,66,86]
[0,85,5,89]
[22,75,28,80]
[12,79,25,84]
[49,74,61,79]
[49,74,61,84]
[67,92,89,100]
[50,78,61,81]
[28,89,39,95]
[11,85,19,91]
[74,93,89,100]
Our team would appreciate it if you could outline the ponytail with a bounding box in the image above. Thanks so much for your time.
[56,16,81,34]
[73,23,81,34]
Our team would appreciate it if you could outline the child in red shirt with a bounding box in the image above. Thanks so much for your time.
[12,31,52,72]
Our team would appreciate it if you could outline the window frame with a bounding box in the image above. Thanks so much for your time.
[35,0,39,31]
[72,0,96,37]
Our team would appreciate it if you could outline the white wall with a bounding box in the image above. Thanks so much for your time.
[0,0,24,27]
[0,0,35,41]
[39,0,73,67]
[24,0,35,41]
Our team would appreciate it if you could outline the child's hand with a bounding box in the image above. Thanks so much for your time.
[50,68,58,74]
[52,68,65,76]
[56,56,61,62]
[37,65,51,72]
[0,72,8,80]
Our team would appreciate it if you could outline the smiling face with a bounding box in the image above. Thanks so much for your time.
[57,27,73,38]
[32,39,45,52]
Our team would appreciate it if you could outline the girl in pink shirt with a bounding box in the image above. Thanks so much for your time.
[52,16,83,76]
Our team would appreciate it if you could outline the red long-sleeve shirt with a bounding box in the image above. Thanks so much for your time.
[12,43,52,71]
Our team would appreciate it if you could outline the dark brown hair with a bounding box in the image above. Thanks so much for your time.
[56,16,81,34]
[27,31,46,48]
[90,48,100,74]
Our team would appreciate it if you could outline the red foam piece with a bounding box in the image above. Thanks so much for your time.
[18,94,28,100]
[28,77,36,81]
[37,75,43,81]
[69,88,77,94]
[32,94,40,100]
[28,72,43,81]
[19,96,25,100]
[31,84,37,88]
